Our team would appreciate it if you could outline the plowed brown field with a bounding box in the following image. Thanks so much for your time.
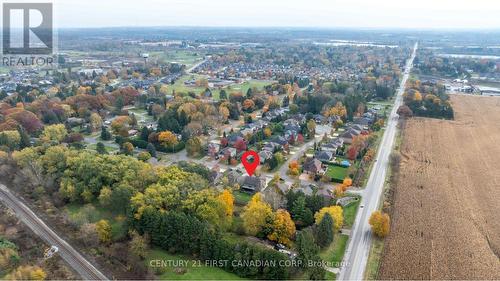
[379,95,500,280]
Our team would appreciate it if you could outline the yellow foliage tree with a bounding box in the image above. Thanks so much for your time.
[343,178,353,187]
[241,193,273,236]
[263,127,272,138]
[218,189,234,217]
[268,209,296,247]
[158,131,178,148]
[95,219,112,243]
[315,206,343,230]
[369,211,390,238]
[413,91,423,101]
[4,265,46,280]
[324,102,347,119]
[40,124,67,143]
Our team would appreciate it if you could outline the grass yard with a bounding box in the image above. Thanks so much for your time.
[364,237,384,280]
[325,164,348,182]
[65,203,127,240]
[342,198,361,228]
[150,50,203,68]
[87,143,118,153]
[320,234,349,268]
[233,190,252,205]
[146,248,246,280]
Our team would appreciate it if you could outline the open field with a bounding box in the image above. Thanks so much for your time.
[379,95,500,279]
[320,234,349,267]
[146,249,246,280]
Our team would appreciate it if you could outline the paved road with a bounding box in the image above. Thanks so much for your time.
[0,184,108,280]
[338,42,418,281]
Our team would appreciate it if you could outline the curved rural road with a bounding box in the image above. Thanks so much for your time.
[0,184,108,280]
[338,42,418,281]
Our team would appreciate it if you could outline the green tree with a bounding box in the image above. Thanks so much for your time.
[315,213,334,248]
[100,126,112,141]
[96,142,107,154]
[146,143,157,158]
[296,229,325,280]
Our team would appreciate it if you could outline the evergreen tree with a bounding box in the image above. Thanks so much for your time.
[96,142,107,154]
[296,229,325,280]
[140,127,150,141]
[315,213,334,248]
[219,89,227,100]
[291,196,314,227]
[100,126,112,141]
[17,125,31,148]
[146,143,157,158]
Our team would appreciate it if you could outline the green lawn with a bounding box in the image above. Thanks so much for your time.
[365,237,384,280]
[65,203,127,240]
[320,234,349,268]
[343,198,361,228]
[166,76,274,101]
[150,50,203,68]
[87,143,118,153]
[233,191,252,205]
[146,248,246,280]
[325,165,348,182]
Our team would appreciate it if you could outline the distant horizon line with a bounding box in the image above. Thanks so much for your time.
[54,25,500,32]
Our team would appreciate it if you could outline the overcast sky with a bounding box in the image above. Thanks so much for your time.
[54,0,500,29]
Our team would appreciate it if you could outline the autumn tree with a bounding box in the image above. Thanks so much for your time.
[268,209,296,247]
[40,124,67,143]
[241,193,273,236]
[397,105,413,118]
[288,160,300,176]
[263,127,272,138]
[111,116,131,136]
[122,142,134,155]
[158,131,178,149]
[324,102,347,120]
[95,219,112,243]
[186,137,202,157]
[4,265,47,280]
[315,206,343,230]
[217,189,234,217]
[369,211,390,238]
[129,230,149,259]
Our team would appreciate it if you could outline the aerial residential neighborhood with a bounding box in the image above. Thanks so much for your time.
[0,1,499,281]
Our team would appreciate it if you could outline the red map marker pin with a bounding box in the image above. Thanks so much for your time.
[241,150,260,176]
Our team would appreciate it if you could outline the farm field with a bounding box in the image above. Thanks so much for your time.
[379,95,500,279]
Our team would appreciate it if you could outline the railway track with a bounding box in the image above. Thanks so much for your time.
[0,184,108,280]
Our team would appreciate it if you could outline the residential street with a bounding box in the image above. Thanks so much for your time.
[0,184,108,280]
[338,42,418,281]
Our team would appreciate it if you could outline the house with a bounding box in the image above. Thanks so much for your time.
[339,127,361,144]
[321,138,344,154]
[239,176,266,193]
[315,151,334,162]
[66,117,85,127]
[303,158,325,175]
[219,147,236,158]
[270,136,288,146]
[259,150,273,164]
[263,142,280,153]
[295,183,316,196]
[313,114,325,124]
[207,142,220,158]
[227,133,244,146]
